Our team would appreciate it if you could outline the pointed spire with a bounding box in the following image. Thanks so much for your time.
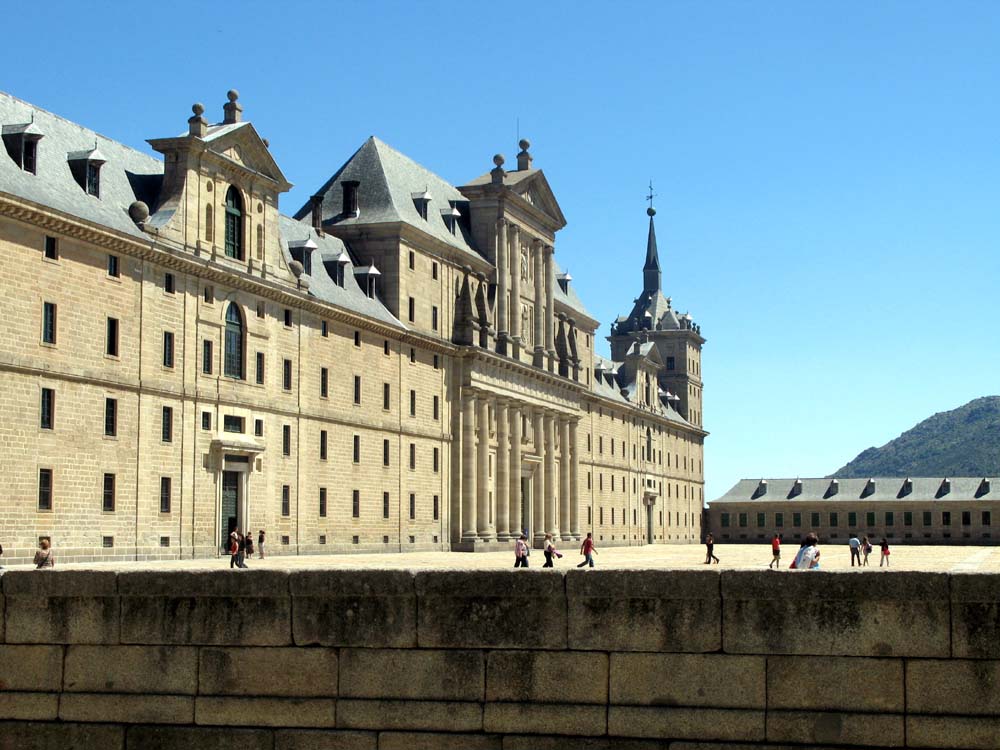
[643,205,661,294]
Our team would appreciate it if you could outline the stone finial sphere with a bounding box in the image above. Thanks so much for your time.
[227,89,239,102]
[493,154,505,167]
[519,138,530,151]
[128,201,149,223]
[647,207,656,217]
[192,103,205,116]
[288,260,304,277]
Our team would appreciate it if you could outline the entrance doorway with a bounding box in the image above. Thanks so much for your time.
[221,470,241,552]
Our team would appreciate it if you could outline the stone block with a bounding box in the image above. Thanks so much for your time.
[336,699,482,732]
[0,721,124,750]
[907,659,1000,715]
[275,730,377,750]
[415,571,565,648]
[487,651,608,704]
[119,570,291,645]
[566,570,720,652]
[767,710,904,746]
[64,645,197,694]
[951,574,1000,658]
[0,693,59,721]
[722,571,950,657]
[0,645,63,691]
[503,737,670,750]
[59,693,194,724]
[291,570,416,647]
[379,731,500,750]
[199,646,337,697]
[196,696,335,728]
[767,655,903,712]
[610,653,763,708]
[3,571,119,644]
[339,648,483,701]
[484,702,607,736]
[125,725,273,750]
[907,715,1000,749]
[608,706,765,741]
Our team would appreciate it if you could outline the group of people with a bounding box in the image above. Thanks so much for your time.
[761,532,891,570]
[228,529,265,569]
[847,534,891,566]
[513,532,597,568]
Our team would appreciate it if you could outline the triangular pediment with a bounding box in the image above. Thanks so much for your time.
[508,170,566,229]
[204,123,292,192]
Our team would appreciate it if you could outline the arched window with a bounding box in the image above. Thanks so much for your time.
[224,187,243,259]
[224,303,244,379]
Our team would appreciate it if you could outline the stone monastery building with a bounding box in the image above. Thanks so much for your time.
[0,89,705,562]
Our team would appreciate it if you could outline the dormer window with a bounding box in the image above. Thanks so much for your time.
[67,144,106,198]
[2,123,43,174]
[354,263,380,299]
[224,186,244,260]
[412,189,431,220]
[442,203,461,235]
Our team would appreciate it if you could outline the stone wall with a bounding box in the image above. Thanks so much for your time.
[0,568,997,749]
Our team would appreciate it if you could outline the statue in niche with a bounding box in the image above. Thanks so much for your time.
[521,304,530,343]
[520,249,529,281]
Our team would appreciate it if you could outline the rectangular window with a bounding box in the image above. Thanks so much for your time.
[202,340,213,374]
[320,430,328,460]
[38,468,52,510]
[409,443,416,470]
[255,352,264,385]
[810,512,820,528]
[201,411,211,431]
[353,490,360,518]
[383,439,390,467]
[885,511,894,527]
[409,348,416,364]
[283,359,292,391]
[433,396,439,421]
[793,512,801,528]
[433,354,439,369]
[320,367,328,398]
[829,512,839,527]
[284,308,292,327]
[983,511,992,527]
[866,511,876,527]
[162,331,175,368]
[224,415,244,433]
[433,447,439,473]
[102,473,116,512]
[321,320,328,337]
[432,306,438,331]
[756,512,765,528]
[383,492,390,519]
[354,376,362,404]
[942,511,951,526]
[904,511,913,527]
[164,273,176,294]
[409,493,415,520]
[409,390,416,417]
[319,487,327,518]
[408,250,415,270]
[353,435,360,463]
[282,425,291,456]
[44,235,58,260]
[106,317,119,357]
[383,383,390,410]
[40,388,54,429]
[775,512,783,528]
[408,297,415,322]
[666,356,675,370]
[433,494,439,520]
[848,511,857,527]
[720,513,730,528]
[87,163,100,197]
[204,286,214,304]
[160,477,171,513]
[383,340,390,356]
[738,513,747,528]
[107,254,120,278]
[354,331,361,347]
[106,398,118,436]
[254,418,263,437]
[281,485,290,516]
[256,302,264,318]
[42,302,57,344]
[962,510,972,526]
[923,511,932,527]
[161,406,173,442]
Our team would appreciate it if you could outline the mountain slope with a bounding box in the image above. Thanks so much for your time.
[833,396,1000,478]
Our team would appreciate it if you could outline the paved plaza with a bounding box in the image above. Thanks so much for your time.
[4,542,999,573]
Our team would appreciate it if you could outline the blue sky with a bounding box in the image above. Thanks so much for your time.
[3,1,998,500]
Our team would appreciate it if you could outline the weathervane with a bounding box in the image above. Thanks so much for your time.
[646,180,657,216]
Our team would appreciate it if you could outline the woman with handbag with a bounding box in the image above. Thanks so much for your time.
[543,533,556,567]
[514,534,529,568]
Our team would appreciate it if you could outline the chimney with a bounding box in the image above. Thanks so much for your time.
[490,154,506,186]
[341,181,360,217]
[223,89,242,124]
[309,194,324,235]
[188,103,207,137]
[516,138,533,170]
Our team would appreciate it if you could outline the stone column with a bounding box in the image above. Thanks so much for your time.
[509,403,523,537]
[532,238,545,368]
[569,418,581,539]
[495,399,510,540]
[496,218,509,354]
[477,395,491,540]
[532,408,545,545]
[461,392,477,542]
[509,223,521,355]
[544,411,557,538]
[559,417,572,541]
[544,245,556,372]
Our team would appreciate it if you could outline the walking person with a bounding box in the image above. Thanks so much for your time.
[245,530,254,559]
[543,533,556,568]
[229,531,240,569]
[33,537,55,569]
[848,534,862,567]
[236,531,248,568]
[513,534,529,568]
[577,532,597,568]
[768,533,781,569]
[880,537,891,567]
[791,532,821,570]
[257,529,266,560]
[704,533,720,564]
[861,535,872,566]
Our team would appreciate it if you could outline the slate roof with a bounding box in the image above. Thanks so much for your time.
[295,136,485,263]
[463,167,541,188]
[0,91,162,239]
[712,477,1000,505]
[552,257,594,322]
[591,354,693,427]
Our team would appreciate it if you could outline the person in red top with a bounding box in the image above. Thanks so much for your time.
[768,533,781,569]
[577,533,597,568]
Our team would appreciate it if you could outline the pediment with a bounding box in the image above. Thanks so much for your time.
[508,170,566,229]
[205,124,292,192]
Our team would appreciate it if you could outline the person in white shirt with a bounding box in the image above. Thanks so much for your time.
[793,533,821,570]
[848,535,862,567]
